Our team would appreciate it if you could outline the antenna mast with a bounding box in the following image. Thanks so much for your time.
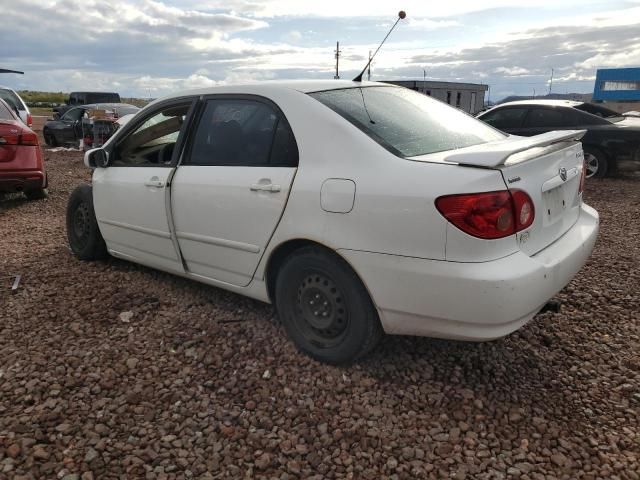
[353,10,406,82]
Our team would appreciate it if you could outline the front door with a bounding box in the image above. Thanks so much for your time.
[93,99,196,272]
[171,97,299,286]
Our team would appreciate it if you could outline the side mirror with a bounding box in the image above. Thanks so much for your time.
[85,148,109,168]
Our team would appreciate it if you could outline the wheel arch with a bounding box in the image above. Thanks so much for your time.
[264,239,379,314]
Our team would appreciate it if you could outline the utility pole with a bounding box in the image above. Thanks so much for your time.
[549,68,554,95]
[367,50,372,81]
[423,69,426,93]
[334,41,341,79]
[533,87,536,98]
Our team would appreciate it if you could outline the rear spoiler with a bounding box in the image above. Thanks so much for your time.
[443,130,586,168]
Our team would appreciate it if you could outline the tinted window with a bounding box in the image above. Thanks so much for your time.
[113,103,190,167]
[87,93,121,103]
[61,108,85,122]
[188,99,296,167]
[0,89,24,111]
[481,108,528,129]
[573,110,609,126]
[526,108,573,128]
[0,100,15,120]
[310,87,505,157]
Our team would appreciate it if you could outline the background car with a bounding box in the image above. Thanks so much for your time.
[477,100,640,178]
[53,91,121,118]
[43,103,139,147]
[65,81,597,364]
[0,98,47,200]
[0,86,32,127]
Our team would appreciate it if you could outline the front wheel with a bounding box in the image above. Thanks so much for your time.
[583,146,608,178]
[275,247,383,364]
[66,184,108,260]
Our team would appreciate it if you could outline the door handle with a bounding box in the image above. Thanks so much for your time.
[144,177,165,188]
[250,183,281,192]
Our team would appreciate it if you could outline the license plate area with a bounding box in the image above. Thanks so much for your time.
[542,184,568,225]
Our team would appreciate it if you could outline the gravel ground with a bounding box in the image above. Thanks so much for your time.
[1,135,639,479]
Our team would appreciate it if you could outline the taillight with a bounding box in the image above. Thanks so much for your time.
[26,113,33,127]
[19,130,38,146]
[436,189,535,240]
[579,160,586,194]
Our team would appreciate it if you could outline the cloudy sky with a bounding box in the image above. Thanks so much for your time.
[1,0,639,100]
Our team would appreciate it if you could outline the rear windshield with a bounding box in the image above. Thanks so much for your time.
[0,89,24,111]
[575,103,624,123]
[309,86,505,157]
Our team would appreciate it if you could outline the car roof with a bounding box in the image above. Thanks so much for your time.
[495,99,584,108]
[155,80,392,101]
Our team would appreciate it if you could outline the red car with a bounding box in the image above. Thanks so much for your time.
[0,98,47,200]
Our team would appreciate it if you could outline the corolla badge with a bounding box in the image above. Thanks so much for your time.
[559,167,568,182]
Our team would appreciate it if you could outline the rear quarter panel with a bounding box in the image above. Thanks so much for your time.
[252,89,512,281]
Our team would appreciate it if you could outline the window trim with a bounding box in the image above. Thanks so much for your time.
[107,96,199,168]
[180,93,299,168]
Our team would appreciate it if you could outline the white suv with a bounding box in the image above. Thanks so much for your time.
[0,86,32,127]
[66,81,599,364]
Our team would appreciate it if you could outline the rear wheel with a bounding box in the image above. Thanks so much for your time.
[25,188,48,200]
[583,146,608,178]
[275,246,382,364]
[66,184,108,260]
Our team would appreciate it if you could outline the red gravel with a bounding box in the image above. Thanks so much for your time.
[1,138,639,479]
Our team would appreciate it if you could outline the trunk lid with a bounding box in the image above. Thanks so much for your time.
[445,130,586,256]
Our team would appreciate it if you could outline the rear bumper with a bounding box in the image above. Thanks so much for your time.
[0,170,46,192]
[340,203,599,341]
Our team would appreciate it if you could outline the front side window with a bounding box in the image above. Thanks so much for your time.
[309,87,505,157]
[187,98,297,167]
[481,108,528,129]
[112,103,191,167]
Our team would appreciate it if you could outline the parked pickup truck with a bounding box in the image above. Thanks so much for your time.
[53,92,121,118]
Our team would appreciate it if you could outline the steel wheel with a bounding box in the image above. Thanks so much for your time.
[584,151,599,178]
[73,201,91,243]
[296,273,349,348]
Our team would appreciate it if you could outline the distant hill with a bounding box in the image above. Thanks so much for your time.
[497,93,593,104]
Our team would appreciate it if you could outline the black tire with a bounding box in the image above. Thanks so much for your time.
[43,130,57,147]
[275,246,383,364]
[583,146,608,178]
[24,188,48,200]
[66,184,108,261]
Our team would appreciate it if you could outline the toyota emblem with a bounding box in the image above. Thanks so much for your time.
[559,167,568,182]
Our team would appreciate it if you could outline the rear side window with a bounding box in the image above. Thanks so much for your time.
[0,100,15,120]
[526,108,573,128]
[0,89,24,111]
[481,108,528,129]
[310,87,504,157]
[187,98,298,167]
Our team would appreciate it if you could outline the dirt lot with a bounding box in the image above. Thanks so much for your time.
[1,132,639,479]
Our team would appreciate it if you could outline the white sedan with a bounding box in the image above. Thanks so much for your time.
[67,81,599,364]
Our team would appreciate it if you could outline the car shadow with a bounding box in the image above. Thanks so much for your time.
[0,193,29,211]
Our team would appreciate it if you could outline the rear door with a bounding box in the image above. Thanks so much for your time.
[171,95,298,286]
[93,98,197,272]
